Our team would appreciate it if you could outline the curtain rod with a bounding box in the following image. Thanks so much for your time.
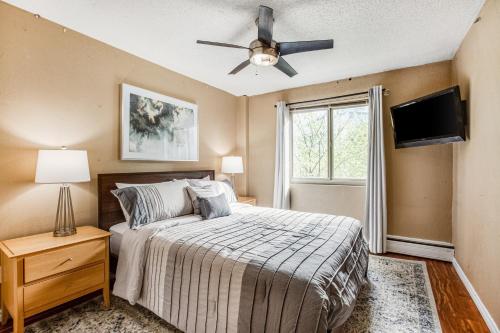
[274,88,390,108]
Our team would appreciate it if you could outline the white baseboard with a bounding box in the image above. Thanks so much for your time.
[387,234,453,247]
[452,258,499,333]
[386,235,454,262]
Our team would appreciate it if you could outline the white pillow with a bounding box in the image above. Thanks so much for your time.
[113,180,193,224]
[173,176,210,182]
[116,181,163,189]
[187,179,237,203]
[186,184,219,215]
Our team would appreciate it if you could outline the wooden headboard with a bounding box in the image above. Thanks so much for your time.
[97,170,215,231]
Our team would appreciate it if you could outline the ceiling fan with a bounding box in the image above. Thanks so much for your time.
[197,5,334,77]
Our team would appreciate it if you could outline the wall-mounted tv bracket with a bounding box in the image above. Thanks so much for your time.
[462,100,468,125]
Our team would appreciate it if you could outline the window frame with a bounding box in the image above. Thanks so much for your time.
[290,101,369,186]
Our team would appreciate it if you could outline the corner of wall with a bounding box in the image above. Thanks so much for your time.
[235,96,249,195]
[449,0,500,328]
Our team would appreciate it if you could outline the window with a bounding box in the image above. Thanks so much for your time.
[291,103,369,184]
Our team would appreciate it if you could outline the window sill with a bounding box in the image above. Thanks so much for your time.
[291,179,366,186]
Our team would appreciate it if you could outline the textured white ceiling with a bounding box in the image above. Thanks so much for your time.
[5,0,484,96]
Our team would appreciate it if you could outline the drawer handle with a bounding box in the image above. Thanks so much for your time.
[58,257,74,267]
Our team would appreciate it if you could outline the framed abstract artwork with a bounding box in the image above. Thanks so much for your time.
[120,83,198,161]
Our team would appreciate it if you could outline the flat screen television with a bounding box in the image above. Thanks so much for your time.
[390,86,466,149]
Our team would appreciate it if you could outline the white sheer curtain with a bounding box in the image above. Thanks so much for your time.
[273,101,291,209]
[364,85,387,253]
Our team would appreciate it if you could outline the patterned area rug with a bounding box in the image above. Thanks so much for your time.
[343,256,441,333]
[20,256,440,333]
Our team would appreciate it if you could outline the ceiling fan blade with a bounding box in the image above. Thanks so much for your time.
[274,57,297,77]
[278,40,334,56]
[257,6,273,45]
[229,59,251,75]
[197,40,249,50]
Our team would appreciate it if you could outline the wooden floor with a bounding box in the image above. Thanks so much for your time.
[0,254,490,333]
[382,253,490,333]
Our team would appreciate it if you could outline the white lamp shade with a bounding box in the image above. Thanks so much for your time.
[221,156,243,174]
[35,149,91,184]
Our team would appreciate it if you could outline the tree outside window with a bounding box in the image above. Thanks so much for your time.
[292,104,368,183]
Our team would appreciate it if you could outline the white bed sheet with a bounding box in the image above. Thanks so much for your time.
[109,222,128,255]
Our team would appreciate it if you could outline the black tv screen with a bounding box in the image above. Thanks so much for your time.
[390,86,466,148]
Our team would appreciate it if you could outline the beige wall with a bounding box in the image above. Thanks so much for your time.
[248,62,454,242]
[291,184,366,222]
[452,0,500,326]
[235,96,249,196]
[0,3,240,240]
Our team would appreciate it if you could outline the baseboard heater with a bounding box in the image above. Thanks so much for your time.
[386,235,454,262]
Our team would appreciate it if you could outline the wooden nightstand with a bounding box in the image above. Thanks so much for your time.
[0,226,111,333]
[238,196,257,206]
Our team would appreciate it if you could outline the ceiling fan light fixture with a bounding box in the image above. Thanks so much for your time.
[249,40,279,67]
[197,6,334,77]
[250,52,278,66]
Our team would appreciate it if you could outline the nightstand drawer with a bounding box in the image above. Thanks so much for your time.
[24,263,104,313]
[24,239,105,283]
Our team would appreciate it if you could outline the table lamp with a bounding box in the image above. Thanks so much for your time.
[35,148,90,237]
[221,156,243,188]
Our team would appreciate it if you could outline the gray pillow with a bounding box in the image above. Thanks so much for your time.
[111,180,192,229]
[197,193,232,220]
[111,186,168,229]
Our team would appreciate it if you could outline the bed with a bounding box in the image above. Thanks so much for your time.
[98,170,368,333]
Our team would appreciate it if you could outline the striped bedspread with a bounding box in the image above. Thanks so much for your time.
[113,204,368,333]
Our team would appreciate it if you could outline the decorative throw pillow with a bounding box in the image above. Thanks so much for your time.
[198,193,232,220]
[114,181,169,223]
[187,179,238,203]
[186,184,219,215]
[111,180,193,229]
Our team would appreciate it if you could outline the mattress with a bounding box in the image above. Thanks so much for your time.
[109,222,128,256]
[112,204,368,333]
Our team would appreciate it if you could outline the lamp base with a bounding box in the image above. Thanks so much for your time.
[230,174,239,199]
[53,185,77,237]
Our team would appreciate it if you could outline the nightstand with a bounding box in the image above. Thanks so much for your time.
[0,226,111,333]
[238,196,257,206]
